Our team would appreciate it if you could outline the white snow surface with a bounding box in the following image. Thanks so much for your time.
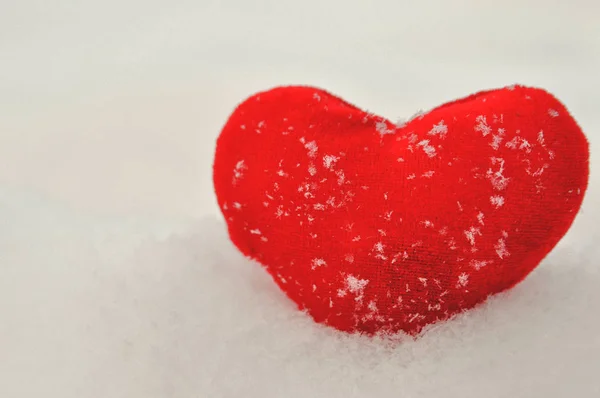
[2,1,600,397]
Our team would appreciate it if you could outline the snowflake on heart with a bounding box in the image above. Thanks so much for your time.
[213,84,589,336]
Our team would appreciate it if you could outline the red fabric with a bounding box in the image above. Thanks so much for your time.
[213,85,589,336]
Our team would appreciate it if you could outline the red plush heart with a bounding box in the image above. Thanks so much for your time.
[213,85,589,336]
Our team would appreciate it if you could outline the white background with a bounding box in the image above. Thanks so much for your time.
[1,1,599,397]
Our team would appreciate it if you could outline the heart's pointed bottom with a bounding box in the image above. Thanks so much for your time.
[214,84,589,337]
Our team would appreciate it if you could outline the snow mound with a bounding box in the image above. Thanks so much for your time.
[1,185,599,397]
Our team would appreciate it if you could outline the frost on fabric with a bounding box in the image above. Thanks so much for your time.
[214,84,590,344]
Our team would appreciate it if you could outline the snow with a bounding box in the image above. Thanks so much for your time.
[1,0,600,396]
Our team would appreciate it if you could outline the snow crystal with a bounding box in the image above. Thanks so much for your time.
[417,140,437,157]
[474,116,492,136]
[495,238,510,259]
[408,109,426,122]
[464,227,482,246]
[408,313,424,323]
[422,170,435,178]
[391,251,409,264]
[336,170,345,185]
[505,137,532,153]
[428,120,448,138]
[344,274,369,303]
[548,108,559,117]
[323,155,340,169]
[305,141,318,158]
[470,259,490,270]
[311,258,327,269]
[249,229,262,235]
[421,220,434,228]
[232,202,242,210]
[373,242,387,260]
[367,301,378,312]
[487,157,510,191]
[537,131,545,145]
[490,195,505,208]
[376,121,393,135]
[490,128,505,150]
[477,212,485,225]
[232,160,247,184]
[275,206,284,218]
[457,272,470,287]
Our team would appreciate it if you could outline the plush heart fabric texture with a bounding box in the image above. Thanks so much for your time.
[213,85,589,336]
